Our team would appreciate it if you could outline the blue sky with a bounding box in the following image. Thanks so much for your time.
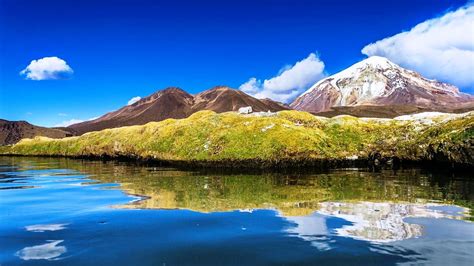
[0,0,471,126]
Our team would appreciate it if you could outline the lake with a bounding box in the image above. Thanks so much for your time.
[0,157,473,265]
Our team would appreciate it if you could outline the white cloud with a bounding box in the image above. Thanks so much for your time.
[54,116,100,127]
[58,113,68,117]
[20,57,73,80]
[239,77,261,95]
[54,119,84,127]
[361,3,474,89]
[127,96,141,105]
[239,53,326,103]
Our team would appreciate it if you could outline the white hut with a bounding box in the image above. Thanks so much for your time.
[238,106,253,114]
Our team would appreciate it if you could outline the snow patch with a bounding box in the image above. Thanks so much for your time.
[395,112,447,121]
[395,111,472,122]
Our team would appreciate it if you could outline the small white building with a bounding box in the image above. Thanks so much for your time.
[238,106,253,114]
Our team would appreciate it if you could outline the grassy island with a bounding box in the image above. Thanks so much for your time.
[1,110,473,168]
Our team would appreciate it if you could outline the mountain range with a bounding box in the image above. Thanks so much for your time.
[1,56,473,145]
[69,86,289,135]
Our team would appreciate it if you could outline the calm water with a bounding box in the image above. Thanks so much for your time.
[1,157,473,265]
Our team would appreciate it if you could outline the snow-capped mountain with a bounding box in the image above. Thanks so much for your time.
[290,56,473,113]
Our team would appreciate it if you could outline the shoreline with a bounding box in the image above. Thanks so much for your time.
[2,153,472,173]
[1,110,472,171]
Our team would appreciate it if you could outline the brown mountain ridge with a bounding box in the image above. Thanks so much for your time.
[0,119,76,145]
[69,86,289,135]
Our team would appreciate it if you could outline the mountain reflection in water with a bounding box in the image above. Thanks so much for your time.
[288,202,467,245]
[0,157,473,265]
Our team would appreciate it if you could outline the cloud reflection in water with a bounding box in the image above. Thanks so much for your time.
[16,240,67,261]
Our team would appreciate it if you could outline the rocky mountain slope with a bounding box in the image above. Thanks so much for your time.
[0,119,76,145]
[70,86,288,134]
[291,56,473,113]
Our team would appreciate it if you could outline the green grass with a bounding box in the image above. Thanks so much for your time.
[1,110,473,165]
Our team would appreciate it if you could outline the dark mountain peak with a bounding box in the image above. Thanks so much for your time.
[0,119,30,124]
[0,119,76,145]
[148,87,191,99]
[160,86,187,93]
[127,87,193,108]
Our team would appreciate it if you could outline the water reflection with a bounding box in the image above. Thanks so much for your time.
[282,203,469,253]
[285,213,333,251]
[16,240,67,261]
[0,157,473,265]
[326,202,466,242]
[1,157,473,216]
[25,223,69,232]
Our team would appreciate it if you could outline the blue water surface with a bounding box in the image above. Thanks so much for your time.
[0,157,473,265]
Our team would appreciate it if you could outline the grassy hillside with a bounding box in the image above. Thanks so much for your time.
[1,110,473,167]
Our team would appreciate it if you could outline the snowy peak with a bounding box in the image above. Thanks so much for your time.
[336,56,397,77]
[335,56,399,76]
[291,56,473,113]
[357,56,397,69]
[299,56,401,98]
